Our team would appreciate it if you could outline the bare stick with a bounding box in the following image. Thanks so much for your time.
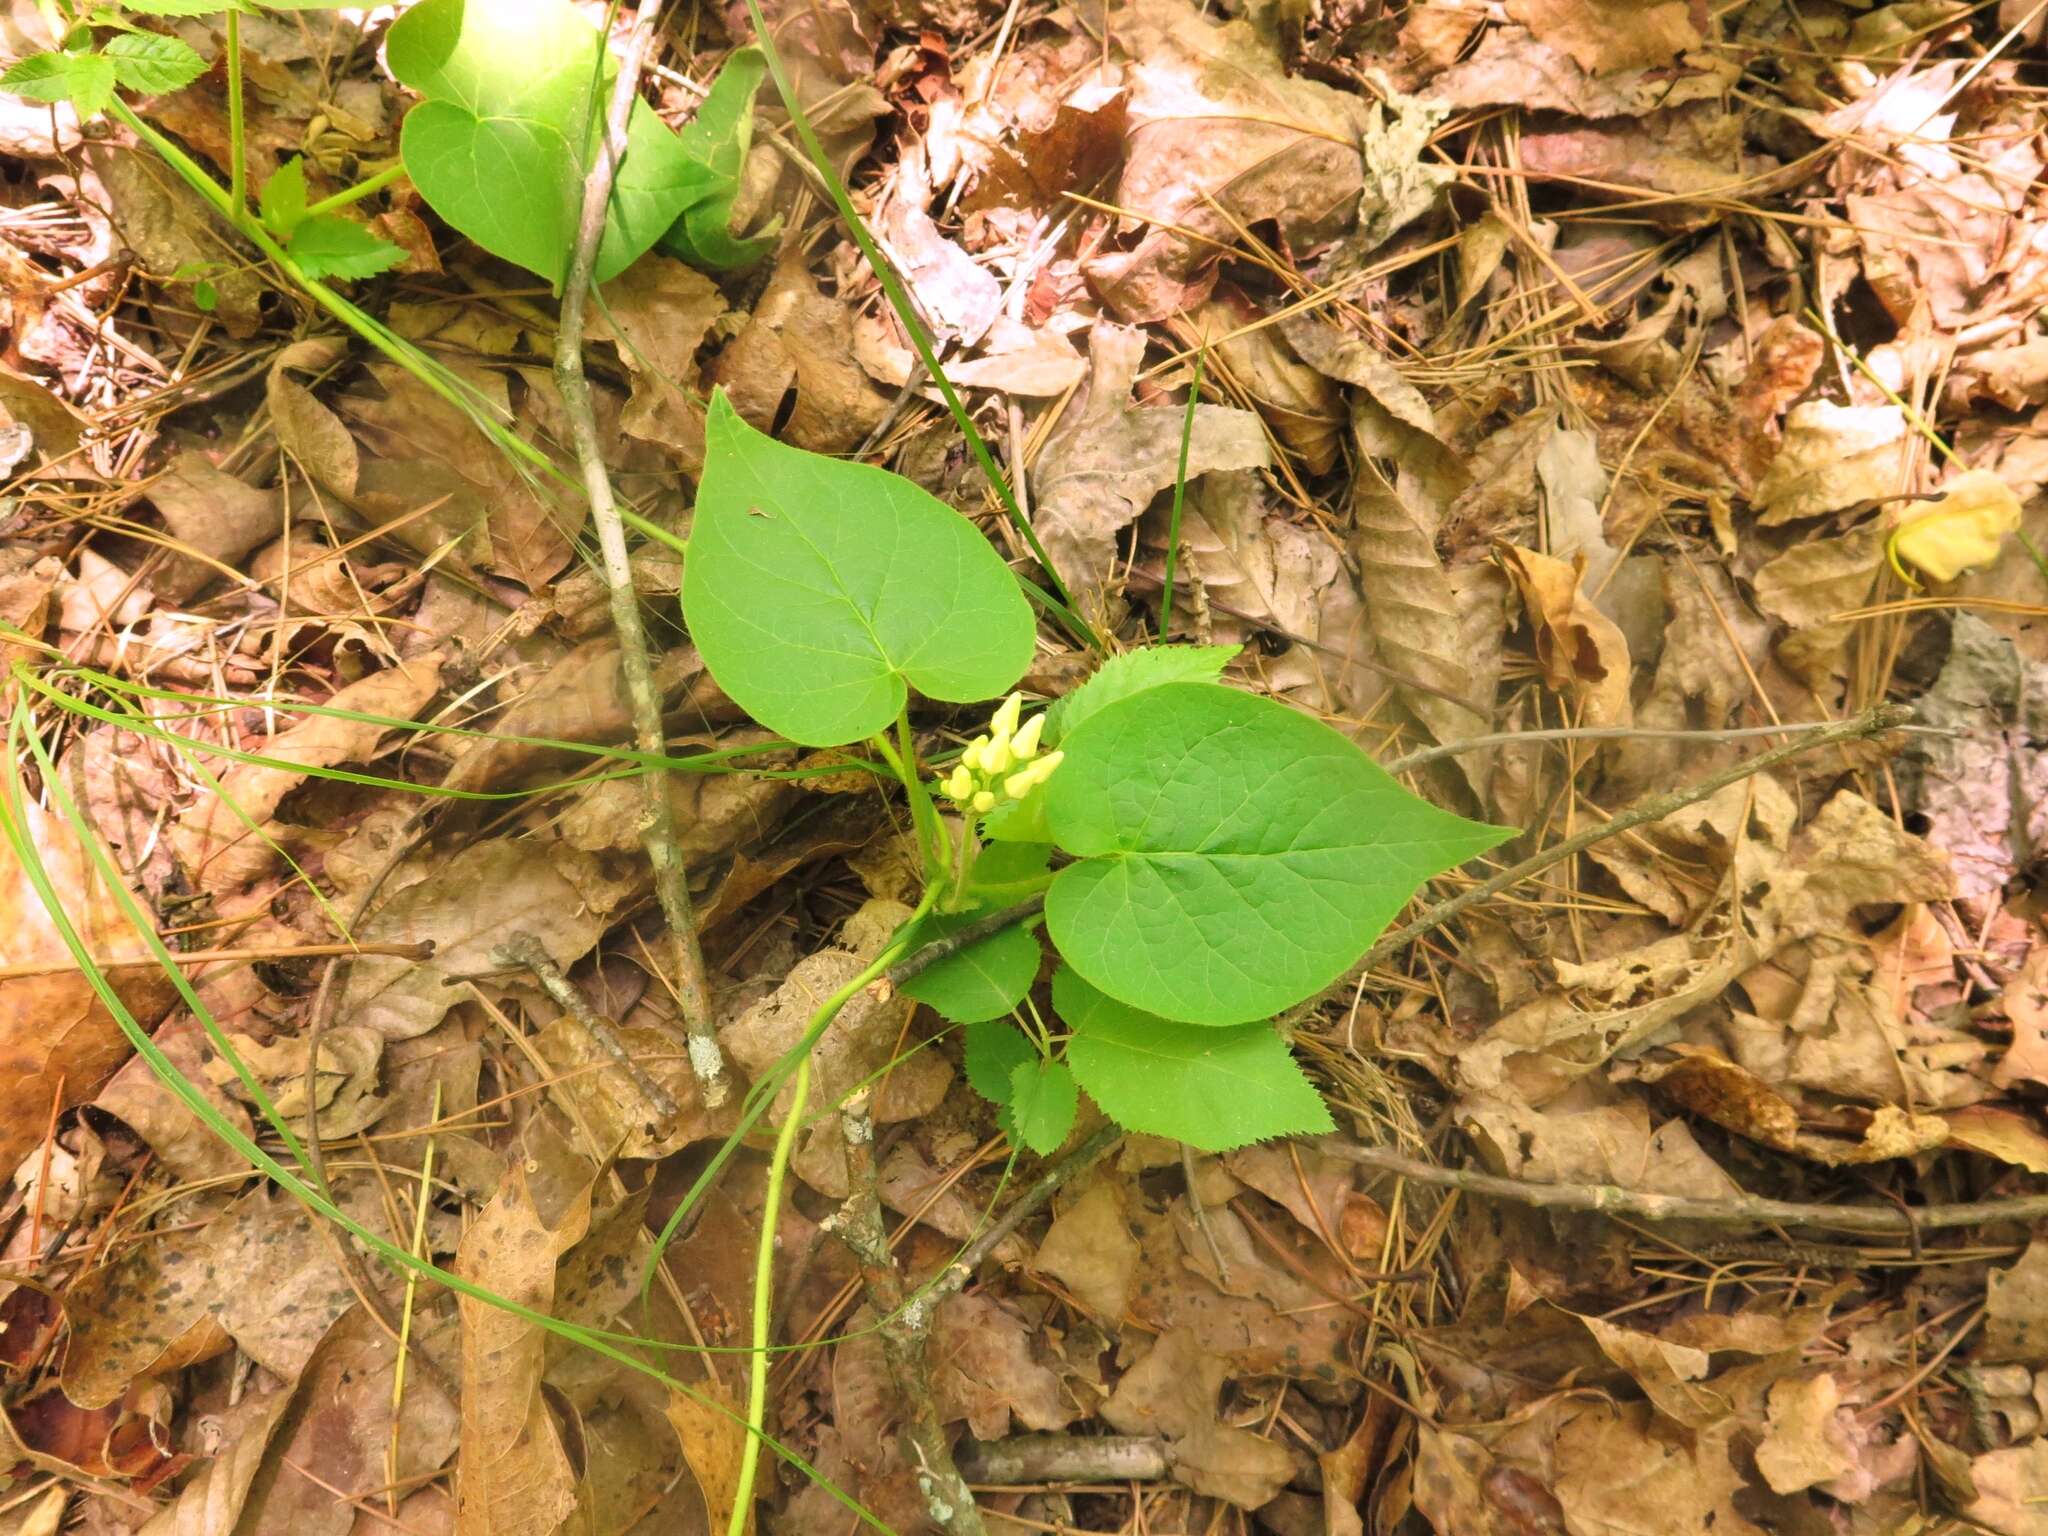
[1356,704,1912,975]
[497,930,678,1123]
[1382,717,1951,775]
[555,0,728,1107]
[1330,1143,2048,1234]
[958,1434,1169,1485]
[827,1093,986,1536]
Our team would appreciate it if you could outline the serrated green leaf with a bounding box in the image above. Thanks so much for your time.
[901,908,1041,1024]
[386,0,696,287]
[1046,643,1239,745]
[1007,1057,1077,1155]
[659,46,778,270]
[102,30,205,94]
[258,154,308,235]
[682,389,1036,746]
[962,1020,1034,1107]
[1054,967,1332,1152]
[3,50,116,118]
[284,215,402,280]
[1046,682,1510,1025]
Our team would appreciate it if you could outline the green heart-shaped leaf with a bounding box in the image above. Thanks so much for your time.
[660,47,778,270]
[683,389,1037,746]
[387,0,695,287]
[1054,967,1333,1152]
[1045,683,1510,1025]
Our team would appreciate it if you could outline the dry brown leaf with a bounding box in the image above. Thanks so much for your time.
[0,792,176,1178]
[340,838,626,1041]
[268,339,361,497]
[1461,1080,1747,1199]
[174,654,445,891]
[1580,1314,1715,1428]
[1079,0,1388,320]
[87,143,263,337]
[1032,1179,1140,1319]
[1188,290,1343,473]
[1754,1372,1856,1494]
[708,257,891,454]
[1035,321,1269,617]
[666,1381,751,1536]
[931,1293,1075,1438]
[1754,402,1909,525]
[1504,0,1700,73]
[1499,543,1633,725]
[454,1126,596,1536]
[145,448,283,603]
[1639,1045,1800,1153]
[1945,1105,2048,1173]
[137,1377,298,1536]
[963,82,1127,212]
[1552,1402,1764,1536]
[592,254,726,465]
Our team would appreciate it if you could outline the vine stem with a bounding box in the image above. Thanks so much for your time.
[554,0,728,1107]
[728,915,934,1533]
[225,8,246,218]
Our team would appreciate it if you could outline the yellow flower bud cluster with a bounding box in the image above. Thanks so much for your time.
[937,692,1062,815]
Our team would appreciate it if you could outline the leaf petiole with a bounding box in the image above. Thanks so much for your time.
[300,161,406,221]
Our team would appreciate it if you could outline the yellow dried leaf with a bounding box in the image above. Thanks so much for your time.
[1888,469,2022,584]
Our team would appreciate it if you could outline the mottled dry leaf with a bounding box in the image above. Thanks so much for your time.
[666,1381,751,1536]
[1036,321,1269,617]
[1967,1439,2048,1536]
[1553,1402,1763,1536]
[1504,0,1699,72]
[87,143,263,336]
[0,793,176,1178]
[1499,544,1632,725]
[1640,1045,1800,1152]
[1755,1373,1854,1494]
[1946,1104,2048,1172]
[175,654,445,891]
[1079,0,1385,320]
[708,257,890,454]
[1032,1180,1140,1320]
[1461,1085,1746,1200]
[592,254,726,465]
[932,1293,1074,1437]
[268,340,360,497]
[455,1130,596,1536]
[146,448,283,603]
[1754,402,1909,525]
[1985,1238,2048,1364]
[340,838,622,1041]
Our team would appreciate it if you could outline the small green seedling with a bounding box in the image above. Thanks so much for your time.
[6,0,775,288]
[683,385,1512,1157]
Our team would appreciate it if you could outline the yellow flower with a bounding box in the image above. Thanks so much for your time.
[1888,469,2022,584]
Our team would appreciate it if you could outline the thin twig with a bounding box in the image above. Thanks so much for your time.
[888,895,1045,987]
[1355,704,1912,975]
[1382,718,1953,775]
[1179,1142,1229,1284]
[826,1093,986,1536]
[497,930,678,1123]
[554,0,728,1108]
[928,1124,1122,1306]
[1330,1144,2048,1233]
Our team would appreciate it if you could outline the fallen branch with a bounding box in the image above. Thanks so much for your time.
[888,895,1045,988]
[826,1092,985,1536]
[1357,704,1912,975]
[553,0,728,1109]
[1330,1143,2048,1233]
[497,930,677,1123]
[957,1433,1169,1485]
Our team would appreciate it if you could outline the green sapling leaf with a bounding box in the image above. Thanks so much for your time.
[660,47,778,270]
[102,31,205,94]
[683,389,1036,746]
[1007,1057,1077,1155]
[284,215,403,280]
[3,50,117,118]
[1054,967,1333,1152]
[901,908,1041,1024]
[1045,682,1510,1025]
[386,0,696,286]
[258,155,309,235]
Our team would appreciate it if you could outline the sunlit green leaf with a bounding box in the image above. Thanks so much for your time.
[660,46,778,270]
[101,30,205,94]
[1055,967,1332,1152]
[1046,683,1509,1025]
[386,0,696,286]
[683,389,1035,746]
[1007,1057,1077,1155]
[284,214,403,280]
[2,50,116,118]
